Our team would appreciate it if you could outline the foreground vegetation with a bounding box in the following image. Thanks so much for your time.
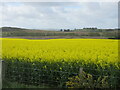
[3,81,50,88]
[1,38,120,88]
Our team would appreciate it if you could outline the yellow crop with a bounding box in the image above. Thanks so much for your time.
[1,38,120,87]
[1,38,119,67]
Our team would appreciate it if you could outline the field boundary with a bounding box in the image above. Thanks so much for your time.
[2,60,120,88]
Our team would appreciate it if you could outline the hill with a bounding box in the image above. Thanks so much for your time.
[1,27,120,39]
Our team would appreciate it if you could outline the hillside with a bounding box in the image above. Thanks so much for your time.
[1,27,120,39]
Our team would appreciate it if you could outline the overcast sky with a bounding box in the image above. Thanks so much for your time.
[0,2,118,30]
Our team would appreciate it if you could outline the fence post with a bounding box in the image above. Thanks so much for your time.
[0,60,2,89]
[0,60,5,90]
[79,67,83,81]
[79,67,83,74]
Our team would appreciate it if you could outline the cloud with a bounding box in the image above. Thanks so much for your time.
[1,2,118,29]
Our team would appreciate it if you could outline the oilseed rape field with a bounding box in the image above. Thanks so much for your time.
[1,38,120,87]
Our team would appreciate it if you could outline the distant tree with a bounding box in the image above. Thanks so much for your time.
[60,29,63,31]
[64,29,70,32]
[83,27,97,30]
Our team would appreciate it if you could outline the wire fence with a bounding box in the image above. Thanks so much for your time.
[1,60,120,88]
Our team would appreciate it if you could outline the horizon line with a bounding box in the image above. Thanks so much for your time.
[0,26,119,30]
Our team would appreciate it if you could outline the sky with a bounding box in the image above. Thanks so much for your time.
[0,1,118,30]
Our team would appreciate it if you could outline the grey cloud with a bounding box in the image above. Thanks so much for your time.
[2,2,118,29]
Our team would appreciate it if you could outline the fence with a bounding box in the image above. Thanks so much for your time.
[1,60,120,88]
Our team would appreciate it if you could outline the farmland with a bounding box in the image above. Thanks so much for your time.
[1,38,120,88]
[1,27,120,39]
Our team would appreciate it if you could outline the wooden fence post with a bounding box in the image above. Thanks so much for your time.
[0,60,5,90]
[79,67,83,80]
[2,61,5,81]
[79,67,83,74]
[0,60,2,89]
